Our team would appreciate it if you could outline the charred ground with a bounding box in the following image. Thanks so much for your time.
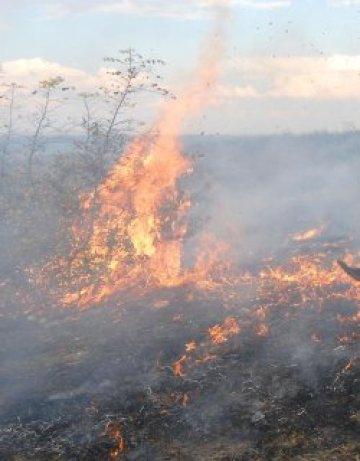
[0,133,359,460]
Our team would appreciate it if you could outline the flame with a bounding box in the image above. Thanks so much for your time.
[29,0,358,384]
[185,340,197,352]
[171,317,240,377]
[172,354,188,377]
[169,249,359,379]
[343,354,360,371]
[338,333,360,344]
[208,317,241,344]
[103,422,125,459]
[292,225,325,242]
[311,333,321,343]
[194,353,217,366]
[261,254,360,305]
[255,323,269,337]
[42,4,230,308]
[183,393,190,407]
[253,306,269,320]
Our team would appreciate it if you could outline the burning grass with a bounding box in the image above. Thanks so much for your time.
[0,4,359,459]
[0,230,359,459]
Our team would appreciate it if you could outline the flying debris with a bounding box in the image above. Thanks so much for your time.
[337,260,360,282]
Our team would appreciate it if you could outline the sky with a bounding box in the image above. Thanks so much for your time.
[1,0,360,134]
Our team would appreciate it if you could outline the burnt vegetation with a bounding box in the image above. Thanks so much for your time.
[0,51,360,460]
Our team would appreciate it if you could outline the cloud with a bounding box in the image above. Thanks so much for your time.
[43,0,290,19]
[225,55,360,100]
[233,0,290,9]
[0,57,160,131]
[0,57,114,91]
[3,54,360,102]
[1,55,360,135]
[331,0,360,6]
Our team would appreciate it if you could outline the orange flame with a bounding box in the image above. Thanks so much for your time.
[172,354,188,377]
[48,5,230,308]
[183,393,190,407]
[103,422,125,459]
[292,225,325,242]
[208,317,241,344]
[255,323,269,337]
[185,340,197,352]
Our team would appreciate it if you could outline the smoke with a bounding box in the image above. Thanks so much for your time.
[154,0,230,135]
[186,132,360,264]
[1,1,359,457]
[1,131,359,457]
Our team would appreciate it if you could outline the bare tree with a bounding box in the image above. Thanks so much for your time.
[27,76,65,187]
[55,49,172,265]
[0,83,18,185]
[78,48,171,183]
[0,49,171,272]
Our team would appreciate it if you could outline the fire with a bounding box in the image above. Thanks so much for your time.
[292,225,325,242]
[61,133,192,307]
[311,333,321,343]
[253,306,269,321]
[343,354,360,371]
[26,2,357,402]
[208,317,241,344]
[255,323,269,337]
[261,254,360,305]
[172,354,187,377]
[103,422,125,460]
[183,393,190,407]
[171,317,240,378]
[185,340,197,352]
[41,3,230,309]
[338,333,360,344]
[338,311,360,324]
[194,354,217,366]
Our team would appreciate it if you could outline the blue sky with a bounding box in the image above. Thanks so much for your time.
[1,0,360,134]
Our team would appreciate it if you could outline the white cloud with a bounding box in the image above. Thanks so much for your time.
[234,0,290,9]
[3,55,360,103]
[226,55,360,99]
[44,0,290,19]
[331,0,360,6]
[0,57,116,91]
[0,55,360,100]
[2,55,360,135]
[0,57,160,133]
